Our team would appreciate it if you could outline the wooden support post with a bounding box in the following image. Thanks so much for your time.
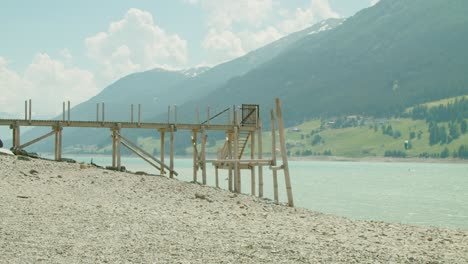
[174,105,177,125]
[24,100,27,120]
[18,130,55,149]
[233,111,240,193]
[250,131,256,196]
[112,128,117,167]
[276,98,294,207]
[67,101,70,124]
[201,130,207,185]
[102,102,105,123]
[54,125,62,161]
[167,106,171,124]
[192,130,198,183]
[138,104,141,126]
[270,109,278,204]
[227,132,233,192]
[207,106,210,126]
[215,166,219,188]
[116,124,121,170]
[258,119,264,198]
[28,99,32,123]
[170,126,175,178]
[63,102,65,121]
[11,124,20,149]
[160,129,165,175]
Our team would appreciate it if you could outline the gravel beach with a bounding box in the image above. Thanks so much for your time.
[1,154,467,263]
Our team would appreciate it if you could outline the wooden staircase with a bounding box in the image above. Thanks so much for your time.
[217,131,251,160]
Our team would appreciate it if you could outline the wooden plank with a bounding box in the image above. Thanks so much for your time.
[120,134,177,176]
[250,131,256,196]
[170,127,175,178]
[258,119,264,198]
[201,131,207,185]
[270,109,278,204]
[160,130,165,175]
[192,130,198,183]
[18,130,55,149]
[276,98,294,207]
[121,141,161,171]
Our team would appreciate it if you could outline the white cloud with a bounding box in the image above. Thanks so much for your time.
[370,0,380,6]
[60,48,73,61]
[0,54,97,117]
[280,0,339,34]
[85,8,188,84]
[202,29,246,63]
[194,0,340,65]
[238,26,283,53]
[196,0,275,30]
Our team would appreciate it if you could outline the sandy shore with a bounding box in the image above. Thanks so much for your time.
[1,154,467,263]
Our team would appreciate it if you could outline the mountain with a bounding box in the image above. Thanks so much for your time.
[20,19,344,151]
[177,0,468,126]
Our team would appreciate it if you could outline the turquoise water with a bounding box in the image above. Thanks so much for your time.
[55,154,468,230]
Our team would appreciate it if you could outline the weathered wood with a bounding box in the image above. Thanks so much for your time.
[138,104,141,126]
[257,119,264,197]
[276,98,294,207]
[215,166,219,188]
[19,130,55,149]
[67,101,70,124]
[54,126,62,161]
[233,111,240,193]
[116,125,121,170]
[201,131,207,185]
[160,130,165,175]
[170,126,175,178]
[270,109,278,204]
[250,131,256,196]
[192,130,198,183]
[119,134,177,176]
[112,128,117,167]
[120,141,161,171]
[29,99,32,123]
[102,102,105,123]
[227,132,233,192]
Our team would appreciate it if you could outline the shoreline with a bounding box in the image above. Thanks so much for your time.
[1,154,467,262]
[46,152,468,165]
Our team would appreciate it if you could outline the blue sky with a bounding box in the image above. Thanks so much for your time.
[0,0,377,117]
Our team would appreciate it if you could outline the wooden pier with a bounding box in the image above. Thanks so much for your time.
[0,98,294,206]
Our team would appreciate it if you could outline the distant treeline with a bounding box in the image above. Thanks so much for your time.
[408,98,468,123]
[406,98,468,146]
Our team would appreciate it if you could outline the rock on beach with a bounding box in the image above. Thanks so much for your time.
[0,154,467,263]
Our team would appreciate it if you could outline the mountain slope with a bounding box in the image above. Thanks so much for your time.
[182,0,468,126]
[19,19,344,151]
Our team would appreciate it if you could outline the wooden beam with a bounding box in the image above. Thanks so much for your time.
[18,130,55,149]
[276,98,294,207]
[201,130,207,185]
[192,130,198,183]
[120,141,161,171]
[270,109,278,204]
[258,119,264,198]
[119,134,177,176]
[250,131,256,196]
[170,126,175,178]
[160,130,165,175]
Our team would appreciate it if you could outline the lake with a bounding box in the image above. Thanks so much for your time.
[53,154,468,230]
